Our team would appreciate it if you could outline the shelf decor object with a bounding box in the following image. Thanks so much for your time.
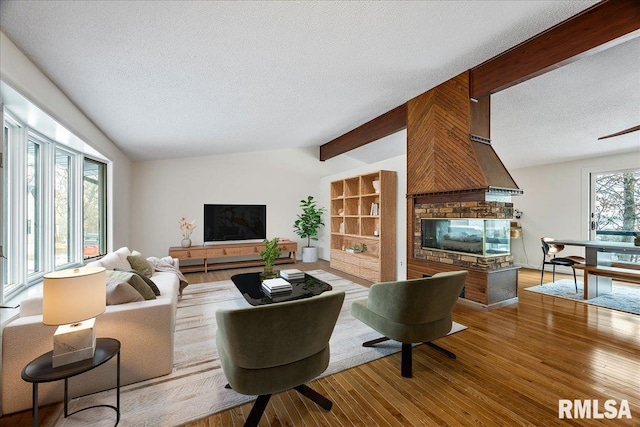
[179,217,196,248]
[330,170,396,282]
[43,267,106,367]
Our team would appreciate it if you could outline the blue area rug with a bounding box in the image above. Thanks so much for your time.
[525,279,640,315]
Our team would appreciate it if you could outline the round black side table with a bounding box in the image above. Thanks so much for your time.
[21,337,121,427]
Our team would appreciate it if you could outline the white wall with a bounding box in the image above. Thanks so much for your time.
[129,141,409,282]
[319,151,407,280]
[129,147,363,258]
[509,152,639,272]
[0,32,132,250]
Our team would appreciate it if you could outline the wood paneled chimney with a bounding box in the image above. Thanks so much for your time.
[407,71,521,200]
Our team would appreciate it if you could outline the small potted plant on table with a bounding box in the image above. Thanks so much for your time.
[260,237,282,279]
[293,196,326,263]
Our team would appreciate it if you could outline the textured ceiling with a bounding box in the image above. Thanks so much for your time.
[1,1,637,168]
[492,37,640,169]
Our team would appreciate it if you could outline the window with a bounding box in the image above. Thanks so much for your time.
[83,158,107,259]
[54,149,73,267]
[27,140,42,275]
[2,109,109,302]
[1,124,6,294]
[591,168,639,264]
[591,169,640,242]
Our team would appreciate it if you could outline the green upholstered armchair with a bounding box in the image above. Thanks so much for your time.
[351,270,467,378]
[216,290,345,427]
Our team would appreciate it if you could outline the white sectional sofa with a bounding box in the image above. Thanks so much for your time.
[1,247,183,415]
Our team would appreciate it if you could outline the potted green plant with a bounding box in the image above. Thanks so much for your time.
[259,237,282,279]
[293,196,326,262]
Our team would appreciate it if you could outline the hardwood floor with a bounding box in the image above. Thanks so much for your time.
[2,262,638,426]
[184,263,640,427]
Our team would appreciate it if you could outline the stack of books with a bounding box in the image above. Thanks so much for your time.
[261,277,293,295]
[280,269,304,281]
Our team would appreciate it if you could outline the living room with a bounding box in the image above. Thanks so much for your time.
[1,1,639,426]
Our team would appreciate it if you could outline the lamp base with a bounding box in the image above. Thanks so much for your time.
[52,318,97,368]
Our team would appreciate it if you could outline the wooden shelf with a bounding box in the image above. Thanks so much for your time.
[329,170,396,282]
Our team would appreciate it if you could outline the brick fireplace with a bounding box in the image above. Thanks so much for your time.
[405,71,522,307]
[410,198,519,306]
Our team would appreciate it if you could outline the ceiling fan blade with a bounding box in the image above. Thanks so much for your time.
[598,125,640,140]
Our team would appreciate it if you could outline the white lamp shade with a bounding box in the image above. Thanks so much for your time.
[43,266,106,326]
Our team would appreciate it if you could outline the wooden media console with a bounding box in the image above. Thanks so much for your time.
[168,240,297,273]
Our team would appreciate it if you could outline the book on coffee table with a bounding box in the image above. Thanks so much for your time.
[261,277,293,293]
[261,283,292,296]
[280,269,304,280]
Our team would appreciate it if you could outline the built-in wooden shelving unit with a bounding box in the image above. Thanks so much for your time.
[329,170,396,282]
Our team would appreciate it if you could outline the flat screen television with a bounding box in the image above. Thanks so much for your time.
[204,204,266,244]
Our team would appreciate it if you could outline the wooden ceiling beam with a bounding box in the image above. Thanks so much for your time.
[319,103,407,161]
[469,0,640,99]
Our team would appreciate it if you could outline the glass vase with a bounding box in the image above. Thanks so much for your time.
[260,265,276,280]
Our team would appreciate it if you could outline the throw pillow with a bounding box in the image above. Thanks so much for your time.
[115,268,161,296]
[127,254,154,277]
[106,270,156,300]
[106,277,144,305]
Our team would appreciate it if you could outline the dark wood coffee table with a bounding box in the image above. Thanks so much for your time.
[230,272,332,306]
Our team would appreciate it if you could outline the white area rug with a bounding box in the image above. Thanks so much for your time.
[525,279,640,315]
[54,270,466,426]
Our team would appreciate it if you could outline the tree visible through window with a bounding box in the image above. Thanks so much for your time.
[594,169,639,243]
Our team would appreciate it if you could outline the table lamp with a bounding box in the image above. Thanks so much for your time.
[43,266,106,367]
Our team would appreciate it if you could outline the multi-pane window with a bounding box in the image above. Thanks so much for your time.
[2,111,108,302]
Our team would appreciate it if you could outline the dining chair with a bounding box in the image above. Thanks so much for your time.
[540,237,585,291]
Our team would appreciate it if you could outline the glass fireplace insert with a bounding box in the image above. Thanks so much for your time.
[421,218,510,257]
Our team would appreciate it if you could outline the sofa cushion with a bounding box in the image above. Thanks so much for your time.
[106,277,145,305]
[87,247,132,270]
[106,270,156,300]
[128,253,154,277]
[89,251,121,270]
[116,268,161,296]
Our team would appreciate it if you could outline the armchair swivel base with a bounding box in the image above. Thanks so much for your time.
[352,271,468,378]
[363,337,457,378]
[225,383,332,427]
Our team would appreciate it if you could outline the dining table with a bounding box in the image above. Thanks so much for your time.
[551,239,640,298]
